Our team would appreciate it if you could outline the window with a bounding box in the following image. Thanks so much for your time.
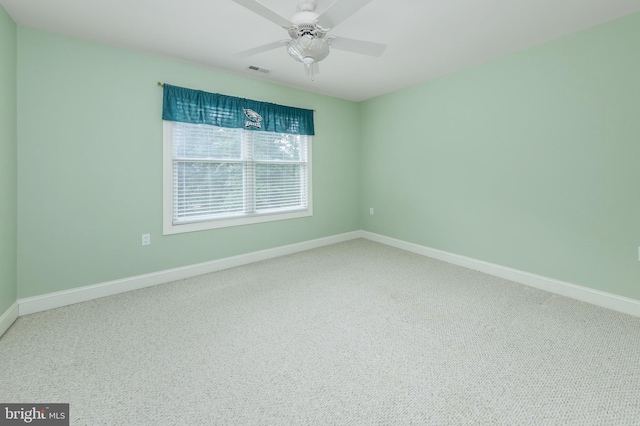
[161,84,314,235]
[163,121,312,234]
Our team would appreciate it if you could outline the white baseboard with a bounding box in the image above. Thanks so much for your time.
[361,231,640,318]
[12,229,640,323]
[18,231,363,317]
[0,301,19,337]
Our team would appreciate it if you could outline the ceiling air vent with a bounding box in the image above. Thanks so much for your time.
[248,65,270,74]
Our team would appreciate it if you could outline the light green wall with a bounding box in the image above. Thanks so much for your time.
[17,27,361,299]
[361,12,640,300]
[13,11,640,304]
[0,6,17,313]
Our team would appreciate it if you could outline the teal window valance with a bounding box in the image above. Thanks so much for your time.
[162,84,315,136]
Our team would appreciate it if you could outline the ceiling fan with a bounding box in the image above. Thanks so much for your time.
[232,0,387,79]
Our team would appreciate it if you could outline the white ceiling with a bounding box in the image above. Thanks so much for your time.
[2,0,640,102]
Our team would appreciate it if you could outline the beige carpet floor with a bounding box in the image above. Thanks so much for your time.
[1,239,639,425]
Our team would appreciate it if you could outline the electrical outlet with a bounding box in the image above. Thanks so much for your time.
[142,234,151,246]
[370,208,374,215]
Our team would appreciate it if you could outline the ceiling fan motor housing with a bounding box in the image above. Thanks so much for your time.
[297,0,317,13]
[288,0,328,39]
[288,22,327,39]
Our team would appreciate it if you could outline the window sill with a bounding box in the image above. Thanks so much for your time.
[163,208,313,235]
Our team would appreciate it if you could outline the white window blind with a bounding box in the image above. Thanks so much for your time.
[164,120,311,233]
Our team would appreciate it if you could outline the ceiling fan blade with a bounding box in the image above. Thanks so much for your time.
[330,37,387,57]
[235,41,287,58]
[316,0,374,29]
[232,0,292,28]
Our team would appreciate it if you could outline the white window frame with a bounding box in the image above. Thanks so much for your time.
[163,120,313,235]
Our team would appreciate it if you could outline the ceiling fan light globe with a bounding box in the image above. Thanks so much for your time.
[287,35,331,64]
[286,43,304,62]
